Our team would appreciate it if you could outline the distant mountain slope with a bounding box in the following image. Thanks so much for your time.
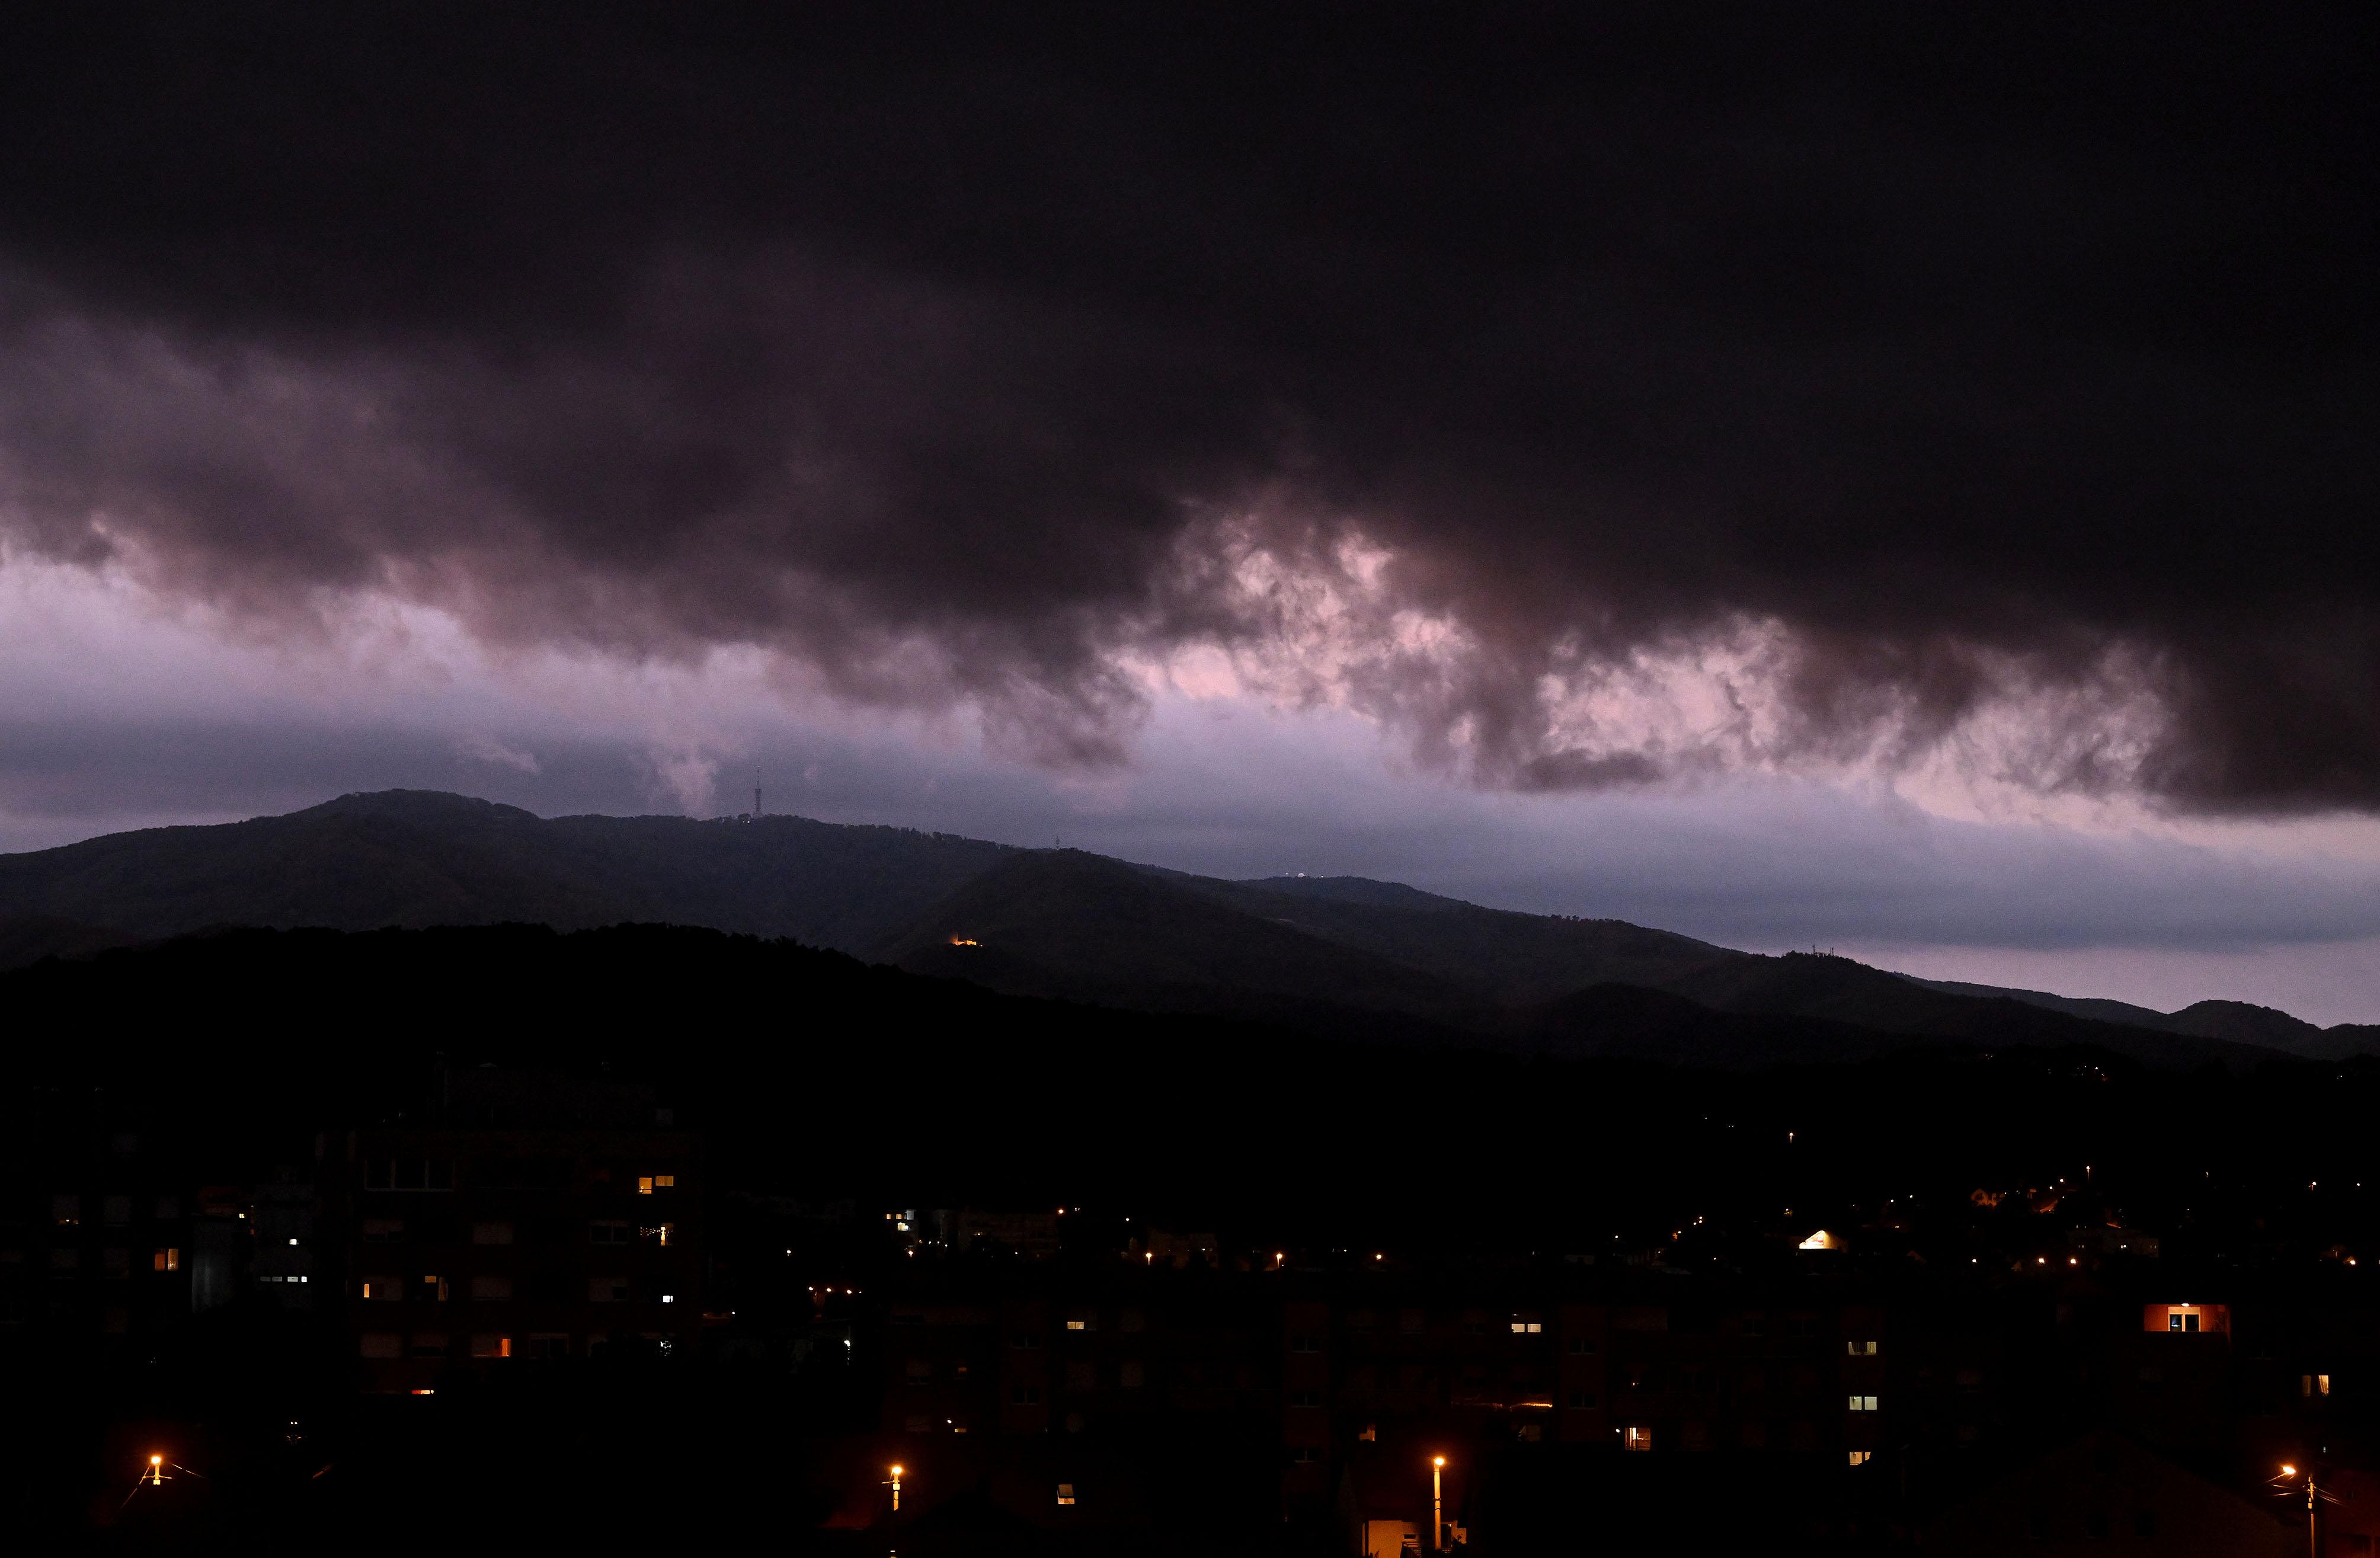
[0,789,2355,1068]
[0,789,1009,952]
[1908,975,2380,1062]
[880,849,1475,1033]
[1189,877,1736,1004]
[1675,954,2282,1070]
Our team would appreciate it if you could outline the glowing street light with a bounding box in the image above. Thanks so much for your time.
[2272,1460,2338,1556]
[888,1464,904,1512]
[1431,1456,1447,1552]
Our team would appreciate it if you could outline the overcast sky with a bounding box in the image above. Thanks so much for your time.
[4,7,2376,1021]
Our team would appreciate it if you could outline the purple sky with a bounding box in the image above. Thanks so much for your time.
[2,8,2376,1020]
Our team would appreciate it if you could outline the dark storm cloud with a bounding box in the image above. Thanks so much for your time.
[1,4,2375,805]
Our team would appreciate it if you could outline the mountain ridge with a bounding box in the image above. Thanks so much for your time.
[1,789,2363,1068]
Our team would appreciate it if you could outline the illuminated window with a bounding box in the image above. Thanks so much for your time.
[2304,1374,2333,1397]
[1623,1426,1653,1452]
[421,1275,449,1301]
[2168,1310,2201,1333]
[639,1224,674,1246]
[1066,1319,1088,1331]
[1847,1339,1879,1356]
[1510,1319,1543,1333]
[1848,1451,1873,1467]
[1056,1483,1076,1506]
[153,1248,179,1272]
[1848,1394,1879,1412]
[362,1277,402,1301]
[469,1334,513,1358]
[636,1174,677,1195]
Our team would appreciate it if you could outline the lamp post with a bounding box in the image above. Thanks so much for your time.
[888,1464,904,1513]
[2273,1462,2338,1558]
[1431,1456,1446,1552]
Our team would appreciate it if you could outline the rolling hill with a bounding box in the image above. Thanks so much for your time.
[0,788,2365,1068]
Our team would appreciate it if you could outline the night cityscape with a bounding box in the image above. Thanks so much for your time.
[3,6,2378,1554]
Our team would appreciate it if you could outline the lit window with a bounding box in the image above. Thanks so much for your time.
[654,1175,674,1189]
[1056,1483,1076,1506]
[469,1334,513,1358]
[1510,1319,1543,1333]
[638,1177,652,1195]
[420,1275,449,1301]
[153,1248,179,1272]
[1066,1318,1089,1331]
[2168,1310,2202,1333]
[1848,1394,1879,1412]
[1847,1339,1879,1356]
[362,1277,402,1301]
[2304,1374,2333,1397]
[1624,1426,1653,1452]
[1848,1451,1873,1467]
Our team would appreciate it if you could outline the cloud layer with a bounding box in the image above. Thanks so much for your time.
[2,5,2375,807]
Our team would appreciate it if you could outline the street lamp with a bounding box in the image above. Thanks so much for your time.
[1431,1456,1447,1553]
[888,1464,904,1513]
[2272,1461,2338,1558]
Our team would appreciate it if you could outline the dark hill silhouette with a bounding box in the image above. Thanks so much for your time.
[0,788,2360,1068]
[881,848,1473,1034]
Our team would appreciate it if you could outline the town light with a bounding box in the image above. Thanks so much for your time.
[2282,1464,2298,1477]
[1431,1456,1447,1552]
[149,1455,162,1466]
